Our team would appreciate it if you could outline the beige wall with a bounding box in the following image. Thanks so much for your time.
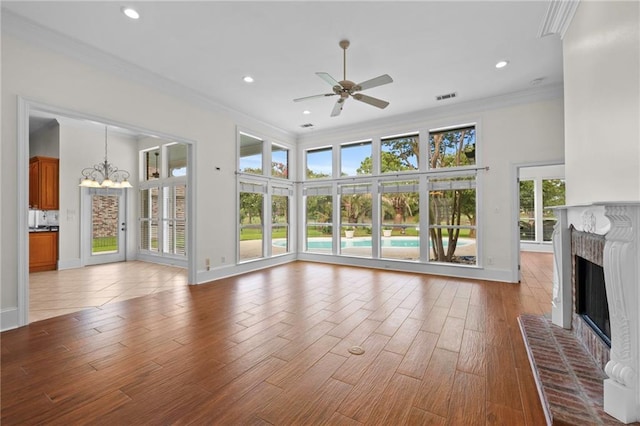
[563,1,640,204]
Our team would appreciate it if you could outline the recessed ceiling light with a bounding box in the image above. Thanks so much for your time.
[303,110,311,115]
[495,60,509,69]
[243,76,254,83]
[122,7,140,20]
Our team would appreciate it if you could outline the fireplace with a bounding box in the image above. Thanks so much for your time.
[569,229,610,371]
[576,255,610,346]
[550,203,640,423]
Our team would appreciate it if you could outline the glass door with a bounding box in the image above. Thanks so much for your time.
[83,188,126,265]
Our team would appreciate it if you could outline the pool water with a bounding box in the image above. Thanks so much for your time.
[273,237,472,249]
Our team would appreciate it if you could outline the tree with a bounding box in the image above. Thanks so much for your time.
[239,192,263,225]
[271,161,288,179]
[341,194,372,226]
[429,127,476,262]
[358,138,419,232]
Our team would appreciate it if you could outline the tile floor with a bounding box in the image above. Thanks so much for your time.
[29,261,187,323]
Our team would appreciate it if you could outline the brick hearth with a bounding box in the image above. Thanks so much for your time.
[518,314,636,425]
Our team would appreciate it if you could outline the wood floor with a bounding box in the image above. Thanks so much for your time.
[2,252,553,425]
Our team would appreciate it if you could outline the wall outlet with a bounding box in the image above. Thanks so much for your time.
[205,258,210,271]
[221,256,226,264]
[488,257,494,265]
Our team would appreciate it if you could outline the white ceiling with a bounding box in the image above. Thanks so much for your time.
[3,1,563,136]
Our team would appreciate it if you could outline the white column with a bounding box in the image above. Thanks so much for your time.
[551,207,572,328]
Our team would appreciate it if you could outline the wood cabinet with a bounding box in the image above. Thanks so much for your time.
[29,156,59,210]
[29,232,58,272]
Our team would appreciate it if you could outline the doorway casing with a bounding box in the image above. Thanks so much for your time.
[16,96,197,327]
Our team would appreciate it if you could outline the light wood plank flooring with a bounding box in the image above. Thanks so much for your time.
[3,253,553,425]
[29,261,187,323]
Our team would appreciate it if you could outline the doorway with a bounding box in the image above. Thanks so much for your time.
[512,162,565,283]
[82,188,127,265]
[17,98,197,327]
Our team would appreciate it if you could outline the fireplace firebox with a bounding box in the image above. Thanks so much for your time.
[575,255,610,346]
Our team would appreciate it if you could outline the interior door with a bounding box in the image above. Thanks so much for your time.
[83,188,126,265]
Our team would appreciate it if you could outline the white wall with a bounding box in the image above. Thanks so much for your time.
[30,121,60,157]
[298,95,565,280]
[1,34,294,322]
[58,123,138,267]
[563,1,640,204]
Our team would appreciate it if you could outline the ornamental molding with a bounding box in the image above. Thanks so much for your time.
[538,0,581,39]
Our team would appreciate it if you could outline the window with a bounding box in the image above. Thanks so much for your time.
[237,130,294,263]
[305,187,333,253]
[341,141,371,176]
[519,180,535,241]
[429,126,476,169]
[239,133,263,175]
[519,177,565,242]
[144,148,161,180]
[381,134,418,173]
[306,147,332,179]
[340,184,372,258]
[139,143,188,260]
[543,179,565,241]
[163,185,186,255]
[428,177,477,265]
[139,187,159,252]
[272,143,289,179]
[239,182,265,261]
[380,181,420,261]
[167,143,187,177]
[271,189,290,255]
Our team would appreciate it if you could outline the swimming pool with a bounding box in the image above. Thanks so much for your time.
[273,237,472,249]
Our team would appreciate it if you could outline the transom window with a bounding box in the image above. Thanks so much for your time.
[381,134,419,173]
[306,147,332,179]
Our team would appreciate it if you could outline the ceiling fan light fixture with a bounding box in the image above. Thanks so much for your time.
[293,39,393,117]
[243,76,254,83]
[495,60,509,69]
[303,110,311,115]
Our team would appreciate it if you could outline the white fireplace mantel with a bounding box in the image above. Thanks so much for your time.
[552,202,640,423]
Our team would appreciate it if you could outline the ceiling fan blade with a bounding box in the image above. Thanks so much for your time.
[316,72,341,88]
[354,74,393,91]
[330,98,345,117]
[293,93,336,102]
[352,93,389,109]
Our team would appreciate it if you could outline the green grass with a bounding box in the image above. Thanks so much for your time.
[93,236,117,252]
[240,227,289,241]
[239,225,473,241]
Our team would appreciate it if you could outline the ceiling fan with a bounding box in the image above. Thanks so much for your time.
[294,40,393,117]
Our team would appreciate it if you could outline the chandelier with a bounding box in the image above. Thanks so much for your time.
[79,126,133,188]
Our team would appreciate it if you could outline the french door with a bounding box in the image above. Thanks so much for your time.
[82,188,126,265]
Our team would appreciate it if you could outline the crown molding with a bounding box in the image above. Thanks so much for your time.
[538,0,580,39]
[1,10,295,141]
[297,82,564,144]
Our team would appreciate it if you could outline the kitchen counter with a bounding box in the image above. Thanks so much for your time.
[29,226,59,233]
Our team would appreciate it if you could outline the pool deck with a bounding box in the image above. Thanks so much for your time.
[240,236,477,262]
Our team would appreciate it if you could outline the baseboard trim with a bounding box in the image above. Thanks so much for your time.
[1,307,19,331]
[58,258,82,270]
[196,254,297,284]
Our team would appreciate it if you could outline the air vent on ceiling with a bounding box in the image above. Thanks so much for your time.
[300,123,314,128]
[436,92,457,101]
